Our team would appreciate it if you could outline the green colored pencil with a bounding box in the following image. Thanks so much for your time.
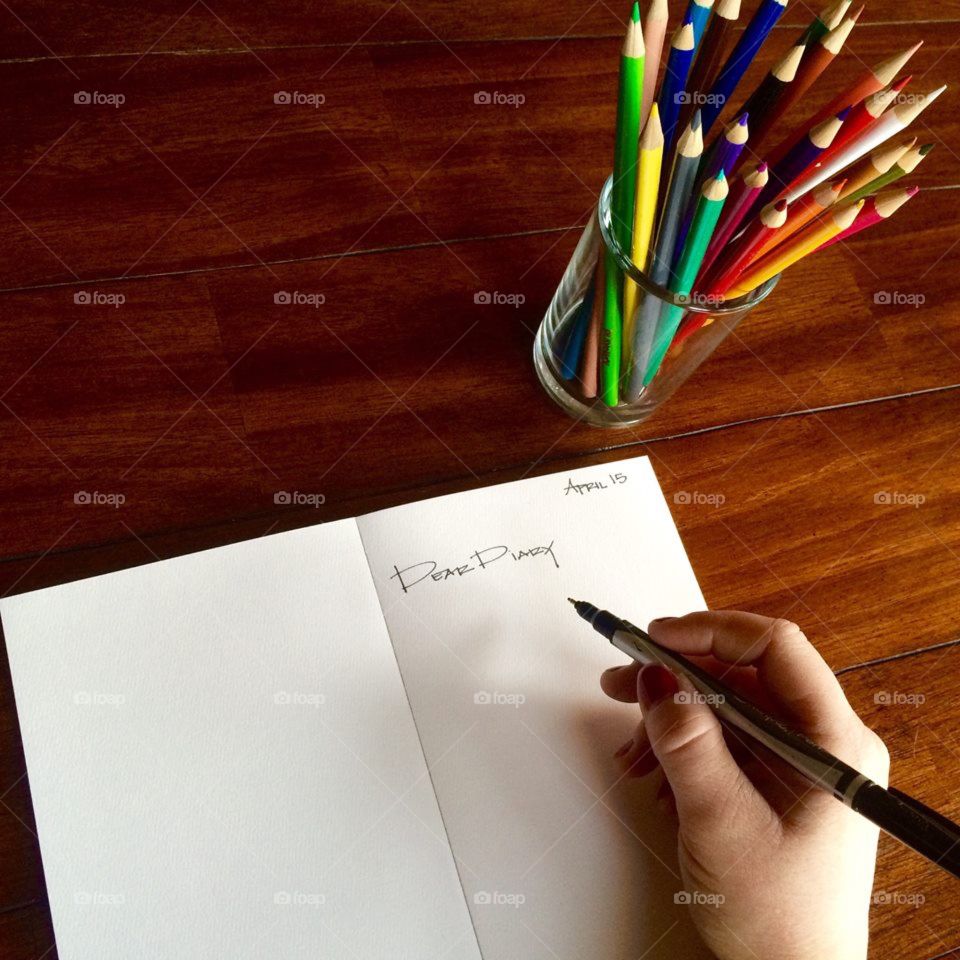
[602,2,645,406]
[644,172,729,384]
[844,142,934,204]
[612,3,646,252]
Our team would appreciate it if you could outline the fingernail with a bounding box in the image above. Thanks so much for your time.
[613,738,633,759]
[649,616,676,624]
[638,664,679,711]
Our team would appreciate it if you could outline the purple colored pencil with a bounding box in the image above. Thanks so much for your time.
[754,108,848,214]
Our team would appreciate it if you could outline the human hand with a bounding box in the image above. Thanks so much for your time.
[601,612,889,960]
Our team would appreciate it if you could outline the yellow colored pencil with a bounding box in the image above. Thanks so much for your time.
[727,201,863,297]
[622,103,664,367]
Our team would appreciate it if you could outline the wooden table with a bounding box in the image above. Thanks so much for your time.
[1,2,958,956]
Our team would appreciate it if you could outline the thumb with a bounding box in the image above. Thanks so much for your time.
[637,664,770,845]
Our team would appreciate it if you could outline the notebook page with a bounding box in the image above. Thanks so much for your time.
[0,520,480,960]
[356,456,711,960]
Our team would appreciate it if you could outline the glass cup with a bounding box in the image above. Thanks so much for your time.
[533,177,780,428]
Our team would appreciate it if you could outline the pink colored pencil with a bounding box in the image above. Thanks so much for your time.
[698,162,769,279]
[818,185,919,249]
[641,0,670,126]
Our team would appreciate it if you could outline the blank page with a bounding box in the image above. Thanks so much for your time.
[357,457,711,960]
[1,520,480,960]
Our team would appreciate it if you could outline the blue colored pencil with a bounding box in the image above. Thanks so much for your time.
[559,282,595,379]
[700,0,788,134]
[657,19,698,151]
[684,0,716,46]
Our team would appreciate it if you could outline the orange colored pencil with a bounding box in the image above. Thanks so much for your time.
[726,201,863,297]
[751,177,845,260]
[578,254,605,398]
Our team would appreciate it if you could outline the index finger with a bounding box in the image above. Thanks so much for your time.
[647,611,858,743]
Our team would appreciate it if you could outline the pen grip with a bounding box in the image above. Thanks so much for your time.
[851,783,960,879]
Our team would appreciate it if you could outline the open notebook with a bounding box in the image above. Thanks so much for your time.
[1,456,710,960]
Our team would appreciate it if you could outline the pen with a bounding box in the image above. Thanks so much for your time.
[569,598,960,879]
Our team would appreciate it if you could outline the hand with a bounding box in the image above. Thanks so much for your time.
[601,612,889,960]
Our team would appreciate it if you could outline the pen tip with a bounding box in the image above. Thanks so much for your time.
[567,597,578,605]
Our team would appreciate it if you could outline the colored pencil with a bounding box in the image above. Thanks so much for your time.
[674,110,748,258]
[682,0,740,130]
[559,283,594,379]
[822,76,910,159]
[750,177,845,260]
[761,108,848,206]
[797,0,850,46]
[755,10,860,145]
[818,185,919,249]
[700,198,789,293]
[674,197,788,347]
[844,142,933,203]
[700,0,788,134]
[603,2,646,406]
[699,162,768,279]
[837,136,915,200]
[684,0,716,46]
[726,201,863,297]
[622,104,665,363]
[601,252,623,405]
[625,112,704,400]
[783,85,946,202]
[658,20,698,150]
[579,254,605,398]
[611,4,646,250]
[739,42,805,150]
[641,0,670,127]
[645,172,730,383]
[802,41,923,131]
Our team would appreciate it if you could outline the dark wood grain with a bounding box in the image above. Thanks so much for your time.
[1,0,958,60]
[1,24,954,289]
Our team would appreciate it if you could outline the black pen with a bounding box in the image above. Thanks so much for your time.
[570,598,960,880]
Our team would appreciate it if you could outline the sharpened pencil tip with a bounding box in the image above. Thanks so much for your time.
[631,1,640,22]
[690,109,702,131]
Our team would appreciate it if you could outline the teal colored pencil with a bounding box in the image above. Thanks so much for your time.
[644,171,729,384]
[602,2,645,406]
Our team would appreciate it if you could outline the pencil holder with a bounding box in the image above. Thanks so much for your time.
[534,177,780,428]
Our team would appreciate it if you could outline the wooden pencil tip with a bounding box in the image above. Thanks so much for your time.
[631,1,640,23]
[919,143,936,155]
[893,74,912,92]
[906,185,920,196]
